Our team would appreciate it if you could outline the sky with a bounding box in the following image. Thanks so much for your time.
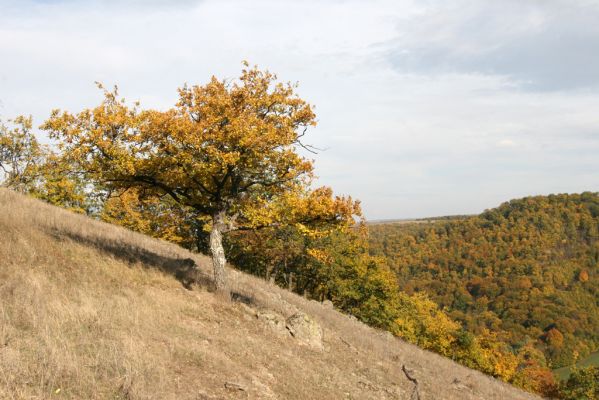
[1,0,598,220]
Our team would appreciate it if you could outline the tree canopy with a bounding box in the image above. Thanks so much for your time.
[42,64,360,293]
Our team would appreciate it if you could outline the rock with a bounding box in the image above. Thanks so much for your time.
[322,300,334,309]
[224,382,246,391]
[285,312,323,350]
[256,310,287,335]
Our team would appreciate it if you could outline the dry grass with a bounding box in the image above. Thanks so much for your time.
[0,189,542,399]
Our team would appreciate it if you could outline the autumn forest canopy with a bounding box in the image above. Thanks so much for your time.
[1,65,597,399]
[369,194,599,377]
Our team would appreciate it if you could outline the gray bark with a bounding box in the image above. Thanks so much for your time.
[210,212,228,295]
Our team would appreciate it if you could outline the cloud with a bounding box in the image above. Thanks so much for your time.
[496,139,517,148]
[9,0,203,7]
[0,0,598,219]
[386,0,599,91]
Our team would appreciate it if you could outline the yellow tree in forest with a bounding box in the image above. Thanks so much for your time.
[0,116,90,213]
[42,64,356,294]
[0,116,44,191]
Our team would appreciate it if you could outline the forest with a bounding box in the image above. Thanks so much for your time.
[369,193,599,369]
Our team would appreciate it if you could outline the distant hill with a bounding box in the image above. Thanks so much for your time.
[0,188,540,400]
[369,193,599,372]
[367,215,473,226]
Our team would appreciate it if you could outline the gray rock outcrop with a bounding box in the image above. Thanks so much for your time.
[285,312,323,350]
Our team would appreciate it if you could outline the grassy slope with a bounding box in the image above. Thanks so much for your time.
[0,189,540,400]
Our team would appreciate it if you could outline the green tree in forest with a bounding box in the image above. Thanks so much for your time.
[559,366,599,400]
[1,116,89,213]
[0,116,43,191]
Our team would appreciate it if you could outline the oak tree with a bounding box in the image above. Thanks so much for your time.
[42,64,323,294]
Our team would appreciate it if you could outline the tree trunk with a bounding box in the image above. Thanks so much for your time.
[266,263,275,283]
[210,212,228,296]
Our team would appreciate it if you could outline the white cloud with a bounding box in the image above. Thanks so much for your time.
[0,0,598,219]
[496,139,517,148]
[386,0,599,91]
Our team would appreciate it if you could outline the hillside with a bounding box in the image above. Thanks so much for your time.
[0,188,541,399]
[369,193,599,373]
